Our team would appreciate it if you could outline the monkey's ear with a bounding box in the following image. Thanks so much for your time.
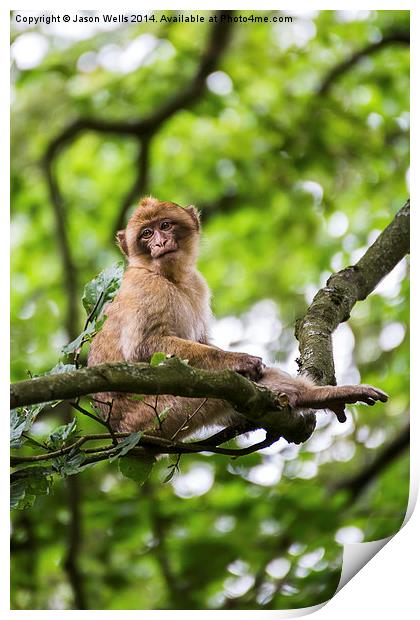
[116,230,129,256]
[185,205,201,231]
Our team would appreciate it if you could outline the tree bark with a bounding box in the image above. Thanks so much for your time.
[295,200,409,386]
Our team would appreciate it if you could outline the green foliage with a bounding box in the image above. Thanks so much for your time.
[51,451,89,478]
[48,418,77,448]
[61,321,98,355]
[11,467,53,510]
[11,403,150,506]
[108,431,143,462]
[119,454,156,485]
[10,383,152,502]
[10,9,409,612]
[82,262,124,319]
[44,362,77,376]
[10,405,43,448]
[150,352,168,367]
[10,363,80,450]
[62,262,123,355]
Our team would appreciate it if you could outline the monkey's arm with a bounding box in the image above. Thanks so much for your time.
[143,335,264,380]
[116,274,264,380]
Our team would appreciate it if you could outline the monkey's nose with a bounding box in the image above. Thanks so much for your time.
[156,239,167,248]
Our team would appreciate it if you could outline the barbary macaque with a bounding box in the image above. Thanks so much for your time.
[88,197,388,440]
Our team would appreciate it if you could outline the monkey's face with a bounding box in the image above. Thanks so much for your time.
[118,198,200,269]
[138,219,180,259]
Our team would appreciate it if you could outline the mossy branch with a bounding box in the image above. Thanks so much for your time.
[295,200,410,386]
[10,358,313,445]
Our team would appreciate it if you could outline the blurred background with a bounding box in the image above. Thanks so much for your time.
[10,10,409,610]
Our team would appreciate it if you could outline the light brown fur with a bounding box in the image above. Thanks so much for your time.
[88,197,388,440]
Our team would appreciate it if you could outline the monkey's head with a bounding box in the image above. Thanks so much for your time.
[117,197,201,272]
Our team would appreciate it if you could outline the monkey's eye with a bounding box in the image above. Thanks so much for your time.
[160,221,172,231]
[140,228,153,239]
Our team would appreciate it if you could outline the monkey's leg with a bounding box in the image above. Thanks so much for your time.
[294,383,388,421]
[259,367,388,420]
[295,384,388,408]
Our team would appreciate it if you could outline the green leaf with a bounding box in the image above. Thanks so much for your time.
[82,262,124,319]
[52,451,90,477]
[10,479,28,510]
[158,405,172,424]
[108,431,142,462]
[61,313,108,355]
[45,362,77,375]
[61,322,96,355]
[10,405,43,448]
[94,314,107,332]
[150,352,167,367]
[163,468,177,483]
[151,405,173,431]
[10,466,53,509]
[49,418,77,447]
[118,454,156,485]
[22,435,47,451]
[163,454,181,482]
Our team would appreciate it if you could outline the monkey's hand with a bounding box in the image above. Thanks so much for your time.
[228,352,265,381]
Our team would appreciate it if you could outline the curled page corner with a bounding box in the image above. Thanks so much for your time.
[336,536,392,593]
[336,476,415,596]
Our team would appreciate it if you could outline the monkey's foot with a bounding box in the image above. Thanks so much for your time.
[297,384,388,423]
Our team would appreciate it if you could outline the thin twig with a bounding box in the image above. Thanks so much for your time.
[21,432,49,451]
[10,432,132,465]
[69,401,109,430]
[171,398,208,440]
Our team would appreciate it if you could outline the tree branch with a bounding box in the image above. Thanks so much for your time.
[295,200,409,386]
[319,30,409,95]
[10,429,282,466]
[10,358,313,445]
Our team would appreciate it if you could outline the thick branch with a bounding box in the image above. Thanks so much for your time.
[295,200,409,385]
[10,358,313,444]
[319,30,409,94]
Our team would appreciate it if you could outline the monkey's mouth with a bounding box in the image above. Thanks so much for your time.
[151,245,178,259]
